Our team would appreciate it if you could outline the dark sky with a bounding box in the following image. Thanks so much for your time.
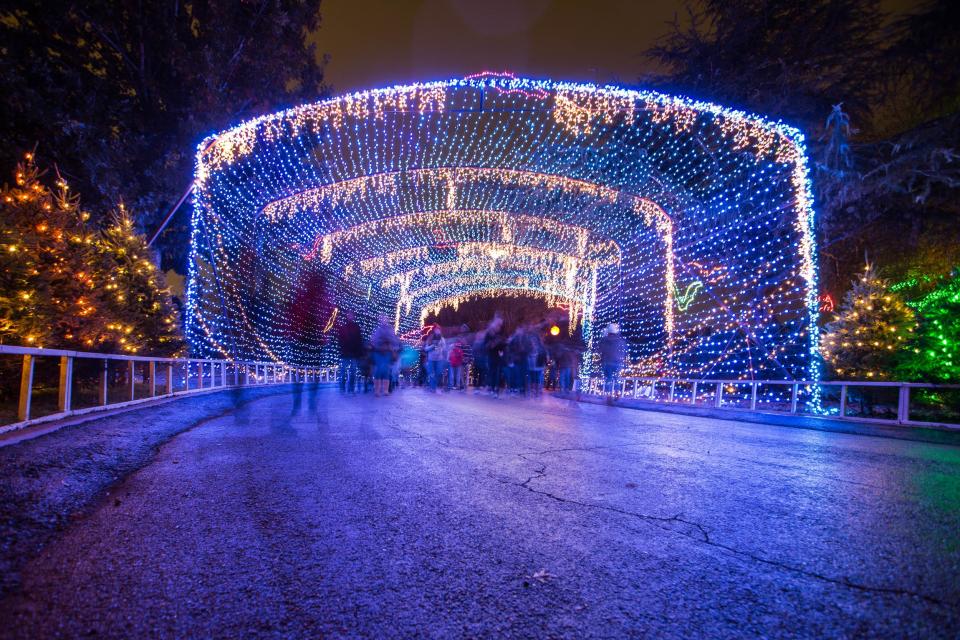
[316,0,685,94]
[316,0,918,95]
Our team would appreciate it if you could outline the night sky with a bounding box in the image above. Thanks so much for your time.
[317,0,918,95]
[316,0,685,93]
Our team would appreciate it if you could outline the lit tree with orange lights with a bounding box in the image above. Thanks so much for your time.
[0,153,102,349]
[0,153,181,355]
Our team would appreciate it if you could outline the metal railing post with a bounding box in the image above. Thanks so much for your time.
[897,385,910,424]
[58,355,74,413]
[234,363,239,386]
[750,382,758,411]
[669,380,676,402]
[166,363,174,395]
[149,361,157,397]
[99,359,109,405]
[839,384,847,417]
[715,382,723,408]
[790,383,799,414]
[128,360,136,401]
[17,354,34,422]
[691,381,698,405]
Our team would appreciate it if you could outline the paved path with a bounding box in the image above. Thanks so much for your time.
[2,388,958,638]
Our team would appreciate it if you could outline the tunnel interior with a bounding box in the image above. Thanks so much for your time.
[187,74,820,381]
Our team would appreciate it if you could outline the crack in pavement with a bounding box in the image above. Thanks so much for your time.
[325,396,955,611]
[507,451,951,610]
[520,443,891,492]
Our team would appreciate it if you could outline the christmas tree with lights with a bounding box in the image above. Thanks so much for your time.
[821,264,916,380]
[0,154,103,349]
[897,272,960,383]
[96,206,183,355]
[0,153,182,355]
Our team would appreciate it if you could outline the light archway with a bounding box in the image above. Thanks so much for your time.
[187,73,820,381]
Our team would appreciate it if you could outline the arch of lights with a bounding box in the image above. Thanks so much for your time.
[187,73,821,382]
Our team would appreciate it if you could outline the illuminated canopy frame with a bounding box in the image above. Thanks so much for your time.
[187,73,821,381]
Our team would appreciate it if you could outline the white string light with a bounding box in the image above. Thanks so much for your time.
[186,73,821,394]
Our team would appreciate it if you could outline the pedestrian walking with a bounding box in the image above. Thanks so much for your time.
[423,327,447,392]
[370,316,399,397]
[598,323,627,402]
[336,311,365,393]
[448,339,465,390]
[528,329,547,397]
[551,333,585,394]
[484,315,505,396]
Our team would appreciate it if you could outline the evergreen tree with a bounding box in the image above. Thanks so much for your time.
[0,1,329,272]
[96,206,183,355]
[897,272,960,383]
[821,265,916,379]
[0,153,102,349]
[0,154,182,355]
[645,0,882,129]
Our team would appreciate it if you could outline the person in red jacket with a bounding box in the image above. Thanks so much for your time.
[448,340,465,391]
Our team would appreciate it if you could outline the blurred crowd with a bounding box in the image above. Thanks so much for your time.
[334,311,628,400]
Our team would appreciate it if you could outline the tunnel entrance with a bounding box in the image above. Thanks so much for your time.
[187,73,820,381]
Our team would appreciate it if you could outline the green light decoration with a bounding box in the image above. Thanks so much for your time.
[896,272,960,383]
[674,281,704,312]
[889,275,930,293]
[909,275,960,313]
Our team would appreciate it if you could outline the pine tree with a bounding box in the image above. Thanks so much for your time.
[897,272,960,383]
[96,206,183,355]
[0,154,182,356]
[0,153,102,348]
[821,265,916,379]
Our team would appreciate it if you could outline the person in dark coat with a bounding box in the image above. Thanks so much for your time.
[336,311,365,393]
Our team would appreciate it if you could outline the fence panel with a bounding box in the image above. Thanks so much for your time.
[0,345,338,432]
[581,374,960,429]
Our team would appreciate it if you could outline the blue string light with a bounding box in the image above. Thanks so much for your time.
[186,73,822,398]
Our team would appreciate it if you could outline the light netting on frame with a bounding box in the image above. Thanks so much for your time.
[187,73,821,382]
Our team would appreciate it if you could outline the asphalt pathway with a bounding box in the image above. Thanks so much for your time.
[2,387,958,638]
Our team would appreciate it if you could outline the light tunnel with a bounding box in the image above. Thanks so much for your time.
[186,73,821,381]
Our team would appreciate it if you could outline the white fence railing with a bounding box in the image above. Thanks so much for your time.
[582,376,960,429]
[3,343,957,432]
[0,345,336,433]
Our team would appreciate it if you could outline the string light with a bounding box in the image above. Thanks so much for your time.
[187,74,821,393]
